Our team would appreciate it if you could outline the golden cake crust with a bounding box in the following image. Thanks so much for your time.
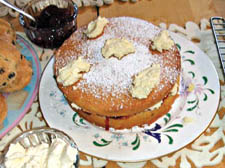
[54,17,181,117]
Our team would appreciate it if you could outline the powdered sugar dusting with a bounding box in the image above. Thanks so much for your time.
[78,41,156,97]
[55,17,180,100]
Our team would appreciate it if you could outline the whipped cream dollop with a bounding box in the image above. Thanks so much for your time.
[151,30,174,52]
[5,138,78,168]
[130,64,161,99]
[84,16,109,38]
[101,38,135,59]
[57,57,91,86]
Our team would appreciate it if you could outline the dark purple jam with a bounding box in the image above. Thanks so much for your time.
[31,5,72,28]
[20,4,78,49]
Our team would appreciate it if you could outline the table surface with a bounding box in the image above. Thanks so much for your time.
[0,1,225,167]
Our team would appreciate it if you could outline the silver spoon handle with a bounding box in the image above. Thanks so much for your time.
[0,0,35,21]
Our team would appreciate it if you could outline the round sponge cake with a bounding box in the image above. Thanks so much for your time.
[54,17,181,128]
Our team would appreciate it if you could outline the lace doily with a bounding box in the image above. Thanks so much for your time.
[0,19,224,168]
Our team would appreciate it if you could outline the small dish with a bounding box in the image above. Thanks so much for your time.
[19,0,78,49]
[0,127,79,168]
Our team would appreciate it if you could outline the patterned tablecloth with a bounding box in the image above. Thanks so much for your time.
[0,18,224,168]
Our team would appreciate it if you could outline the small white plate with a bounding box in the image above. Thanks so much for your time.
[39,32,220,162]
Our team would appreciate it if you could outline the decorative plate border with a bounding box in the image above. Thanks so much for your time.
[0,35,41,139]
[39,32,220,162]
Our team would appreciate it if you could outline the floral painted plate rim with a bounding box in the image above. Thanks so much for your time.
[39,32,220,162]
[0,34,41,139]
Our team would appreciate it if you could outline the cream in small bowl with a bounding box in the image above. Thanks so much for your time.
[1,128,79,168]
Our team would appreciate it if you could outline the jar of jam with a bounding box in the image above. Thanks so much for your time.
[19,0,78,49]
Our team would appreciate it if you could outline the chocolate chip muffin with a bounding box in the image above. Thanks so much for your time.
[0,40,20,90]
[0,25,33,93]
[1,55,33,93]
[0,19,33,129]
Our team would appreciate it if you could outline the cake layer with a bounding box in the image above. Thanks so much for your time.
[74,93,178,130]
[54,17,181,117]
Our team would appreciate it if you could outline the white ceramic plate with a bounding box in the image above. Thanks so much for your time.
[0,34,41,139]
[39,33,220,162]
